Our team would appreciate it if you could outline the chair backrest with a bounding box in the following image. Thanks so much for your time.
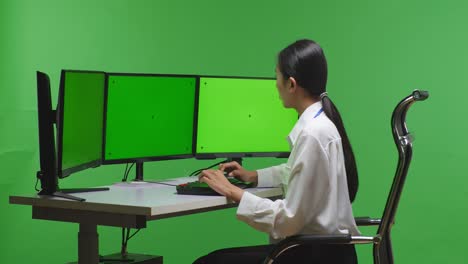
[374,90,429,263]
[263,90,429,264]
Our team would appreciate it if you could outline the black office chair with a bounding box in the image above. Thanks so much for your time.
[263,90,429,264]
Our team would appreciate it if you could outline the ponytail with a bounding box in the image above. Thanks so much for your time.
[321,94,358,202]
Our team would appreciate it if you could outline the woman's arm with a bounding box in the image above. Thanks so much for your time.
[236,133,331,239]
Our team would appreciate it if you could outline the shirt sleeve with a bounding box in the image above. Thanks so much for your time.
[256,163,289,188]
[237,132,330,239]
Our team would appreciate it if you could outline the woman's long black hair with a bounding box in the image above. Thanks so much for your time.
[278,39,358,202]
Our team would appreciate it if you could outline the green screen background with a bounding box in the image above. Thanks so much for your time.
[197,77,297,155]
[105,75,196,161]
[1,0,467,263]
[60,71,105,176]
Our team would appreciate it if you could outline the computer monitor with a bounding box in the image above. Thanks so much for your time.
[195,76,297,159]
[56,70,106,178]
[103,73,198,164]
[36,71,59,194]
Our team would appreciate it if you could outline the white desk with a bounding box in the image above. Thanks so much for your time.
[9,177,283,264]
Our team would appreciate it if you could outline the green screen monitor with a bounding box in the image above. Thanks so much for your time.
[103,73,197,164]
[196,76,297,159]
[56,70,106,178]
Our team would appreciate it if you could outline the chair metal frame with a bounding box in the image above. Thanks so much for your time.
[263,90,429,264]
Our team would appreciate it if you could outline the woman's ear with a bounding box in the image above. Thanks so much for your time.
[288,77,297,93]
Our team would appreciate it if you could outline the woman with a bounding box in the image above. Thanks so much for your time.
[194,39,360,264]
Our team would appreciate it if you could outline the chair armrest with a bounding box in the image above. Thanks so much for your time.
[277,234,353,246]
[355,216,381,226]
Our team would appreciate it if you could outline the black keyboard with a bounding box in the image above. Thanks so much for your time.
[176,178,254,196]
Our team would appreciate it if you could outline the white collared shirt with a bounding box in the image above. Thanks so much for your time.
[237,101,360,241]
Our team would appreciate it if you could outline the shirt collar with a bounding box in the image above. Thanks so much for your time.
[287,101,323,148]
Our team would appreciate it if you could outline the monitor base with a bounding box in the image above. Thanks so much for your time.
[39,187,110,202]
[68,253,163,264]
[38,190,85,202]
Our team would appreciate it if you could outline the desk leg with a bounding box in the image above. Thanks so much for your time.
[78,223,99,264]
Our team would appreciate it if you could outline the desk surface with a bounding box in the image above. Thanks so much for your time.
[10,177,282,218]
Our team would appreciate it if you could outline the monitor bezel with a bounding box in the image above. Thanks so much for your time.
[101,72,199,165]
[56,69,106,178]
[194,75,293,160]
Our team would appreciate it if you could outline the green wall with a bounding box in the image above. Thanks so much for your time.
[1,0,467,263]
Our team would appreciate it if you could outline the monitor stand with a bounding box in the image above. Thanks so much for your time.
[37,171,110,202]
[133,161,144,181]
[128,162,159,185]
